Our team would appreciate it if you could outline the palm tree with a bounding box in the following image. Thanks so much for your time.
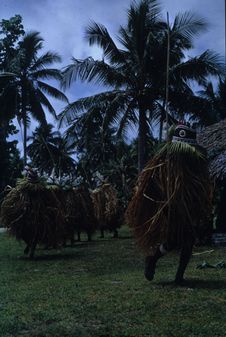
[6,31,68,166]
[27,123,60,174]
[196,79,226,125]
[65,106,119,187]
[27,123,76,178]
[60,0,223,171]
[152,12,224,139]
[51,136,76,179]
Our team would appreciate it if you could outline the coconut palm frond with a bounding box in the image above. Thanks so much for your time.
[61,57,97,88]
[171,50,224,85]
[36,88,56,115]
[18,31,44,69]
[116,101,138,140]
[117,26,134,53]
[32,69,62,81]
[58,89,126,126]
[172,11,207,42]
[102,90,134,129]
[80,59,127,87]
[58,96,102,127]
[20,31,43,50]
[28,88,48,124]
[0,72,16,78]
[198,50,225,75]
[85,21,125,65]
[30,52,61,71]
[62,57,127,89]
[197,82,216,102]
[37,81,68,103]
[128,0,162,27]
[63,123,80,148]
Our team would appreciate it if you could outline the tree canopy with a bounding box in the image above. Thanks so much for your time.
[59,0,223,171]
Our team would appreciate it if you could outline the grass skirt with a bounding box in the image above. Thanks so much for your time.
[126,142,212,255]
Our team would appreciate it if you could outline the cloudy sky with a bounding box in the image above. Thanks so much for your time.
[1,0,225,145]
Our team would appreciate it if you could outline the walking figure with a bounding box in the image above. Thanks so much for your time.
[126,123,212,284]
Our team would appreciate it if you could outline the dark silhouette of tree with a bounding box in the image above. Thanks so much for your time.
[60,0,223,171]
[1,29,68,166]
[27,124,76,178]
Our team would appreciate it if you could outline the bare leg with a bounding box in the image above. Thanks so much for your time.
[175,238,194,285]
[24,245,30,255]
[100,229,104,238]
[77,230,81,242]
[29,240,37,259]
[87,231,92,241]
[70,235,75,246]
[113,229,118,238]
[144,244,166,281]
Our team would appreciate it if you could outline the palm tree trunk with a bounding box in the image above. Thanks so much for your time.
[23,116,27,167]
[21,80,27,167]
[159,115,163,142]
[138,103,147,173]
[158,101,166,142]
[0,120,9,190]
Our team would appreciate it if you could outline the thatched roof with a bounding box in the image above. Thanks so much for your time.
[209,150,226,180]
[197,119,226,152]
[197,119,226,180]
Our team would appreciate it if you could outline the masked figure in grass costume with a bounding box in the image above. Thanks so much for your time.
[126,123,212,284]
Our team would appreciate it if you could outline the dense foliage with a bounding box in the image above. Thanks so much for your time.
[0,122,23,193]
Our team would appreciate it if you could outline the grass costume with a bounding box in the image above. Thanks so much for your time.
[127,123,212,284]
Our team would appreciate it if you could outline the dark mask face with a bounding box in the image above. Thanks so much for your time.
[172,125,197,144]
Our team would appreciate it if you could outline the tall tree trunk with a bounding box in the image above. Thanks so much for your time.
[158,101,166,142]
[22,81,27,167]
[138,103,147,173]
[0,119,9,191]
[159,115,163,142]
[23,116,27,167]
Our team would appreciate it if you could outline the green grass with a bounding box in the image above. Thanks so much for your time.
[0,227,226,337]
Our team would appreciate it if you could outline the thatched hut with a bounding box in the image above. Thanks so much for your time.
[197,119,226,180]
[198,119,226,235]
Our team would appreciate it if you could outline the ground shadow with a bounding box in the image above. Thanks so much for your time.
[62,235,132,246]
[18,251,85,261]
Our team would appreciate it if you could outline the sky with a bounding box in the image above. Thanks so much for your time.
[0,0,225,148]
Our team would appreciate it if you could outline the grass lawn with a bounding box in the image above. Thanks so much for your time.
[0,226,226,337]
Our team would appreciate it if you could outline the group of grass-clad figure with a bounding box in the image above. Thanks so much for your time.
[0,123,212,285]
[0,173,123,257]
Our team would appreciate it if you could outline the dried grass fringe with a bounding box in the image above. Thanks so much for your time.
[0,180,97,247]
[126,143,212,255]
[92,183,120,230]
